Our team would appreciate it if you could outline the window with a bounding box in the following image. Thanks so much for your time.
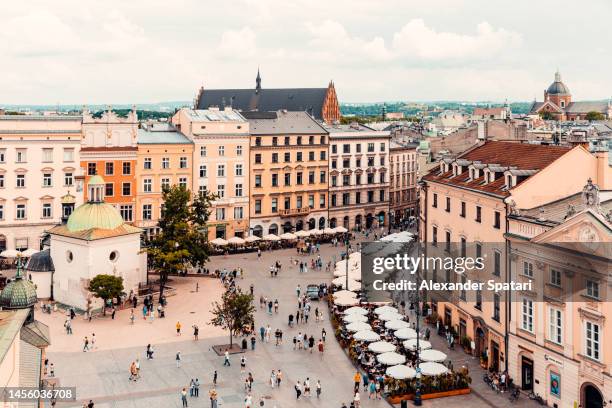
[122,182,131,196]
[445,231,451,252]
[88,163,97,176]
[380,142,386,152]
[460,202,466,218]
[308,195,314,208]
[284,152,290,163]
[342,193,350,206]
[255,200,262,214]
[43,173,52,187]
[296,152,303,162]
[332,145,337,154]
[493,294,500,322]
[217,184,225,198]
[432,226,438,246]
[271,173,278,187]
[367,173,374,184]
[586,280,600,299]
[475,288,482,310]
[476,242,482,259]
[343,159,350,168]
[143,204,152,220]
[284,197,290,210]
[105,183,114,196]
[355,174,361,185]
[522,298,534,332]
[235,164,243,176]
[475,206,482,223]
[217,165,225,177]
[367,157,375,166]
[42,148,53,162]
[255,175,261,188]
[0,174,4,188]
[236,145,243,156]
[16,149,26,163]
[331,194,337,207]
[218,146,225,156]
[120,205,133,222]
[367,191,374,203]
[296,196,303,208]
[445,197,451,212]
[355,192,361,204]
[284,173,291,186]
[0,204,3,220]
[461,237,467,257]
[320,171,326,183]
[198,186,206,195]
[42,203,52,218]
[143,178,152,193]
[161,178,170,190]
[16,174,25,188]
[550,269,562,286]
[367,143,374,152]
[460,275,467,300]
[284,137,290,146]
[179,157,188,169]
[0,149,5,163]
[379,190,385,201]
[493,251,501,276]
[309,136,314,145]
[178,177,187,188]
[199,165,207,178]
[343,144,350,154]
[16,204,26,219]
[235,183,243,197]
[216,208,225,221]
[585,321,600,360]
[523,261,533,277]
[331,175,337,187]
[494,211,501,229]
[122,162,131,175]
[272,137,278,146]
[234,207,243,219]
[254,154,262,164]
[144,158,152,169]
[255,137,262,146]
[432,193,438,208]
[549,308,562,344]
[162,158,170,169]
[319,194,326,208]
[380,157,385,166]
[200,146,207,157]
[309,151,315,161]
[104,162,113,175]
[272,153,278,163]
[296,172,303,185]
[63,148,75,162]
[297,136,302,145]
[320,136,326,145]
[342,174,350,186]
[320,151,326,160]
[308,171,315,184]
[356,144,361,153]
[271,198,277,213]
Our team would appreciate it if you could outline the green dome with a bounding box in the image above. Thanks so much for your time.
[67,203,125,232]
[88,174,105,185]
[0,277,37,309]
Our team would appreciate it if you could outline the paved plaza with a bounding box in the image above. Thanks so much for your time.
[42,236,541,408]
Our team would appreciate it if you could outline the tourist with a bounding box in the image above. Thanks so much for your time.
[91,333,96,350]
[180,388,188,407]
[353,371,361,393]
[176,321,182,336]
[240,356,246,373]
[209,388,218,408]
[269,370,276,388]
[250,335,256,350]
[223,351,230,366]
[273,299,279,313]
[146,344,154,359]
[296,284,301,297]
[176,351,182,368]
[193,378,200,397]
[318,339,324,355]
[129,310,135,325]
[276,369,282,387]
[295,380,302,399]
[321,328,327,342]
[304,378,311,397]
[244,392,252,407]
[362,374,369,391]
[189,379,195,397]
[83,336,89,352]
[368,381,376,399]
[353,391,361,407]
[259,326,265,341]
[316,380,322,398]
[193,325,199,340]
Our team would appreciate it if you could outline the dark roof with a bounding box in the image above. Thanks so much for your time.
[196,88,329,120]
[25,249,54,272]
[566,101,610,114]
[547,81,570,95]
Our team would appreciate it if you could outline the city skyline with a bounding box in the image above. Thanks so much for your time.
[2,0,612,105]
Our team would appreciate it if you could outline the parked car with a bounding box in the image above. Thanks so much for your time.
[306,284,320,300]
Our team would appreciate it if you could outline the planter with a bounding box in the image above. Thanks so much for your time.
[387,388,471,403]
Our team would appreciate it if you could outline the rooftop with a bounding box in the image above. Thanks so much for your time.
[137,126,193,144]
[0,309,30,364]
[244,111,328,135]
[183,109,246,123]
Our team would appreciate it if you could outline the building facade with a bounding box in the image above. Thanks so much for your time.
[389,141,418,227]
[0,115,83,252]
[326,123,390,231]
[135,122,194,236]
[245,111,329,236]
[172,108,250,240]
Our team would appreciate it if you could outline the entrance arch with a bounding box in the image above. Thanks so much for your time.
[343,216,349,229]
[582,383,603,408]
[355,214,362,229]
[296,220,304,231]
[253,225,263,238]
[308,218,316,230]
[365,213,374,229]
[318,217,325,229]
[329,218,337,228]
[282,222,293,233]
[377,211,386,226]
[268,223,278,235]
[0,235,6,252]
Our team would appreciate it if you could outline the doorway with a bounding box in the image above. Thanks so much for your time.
[521,356,533,391]
[583,384,603,408]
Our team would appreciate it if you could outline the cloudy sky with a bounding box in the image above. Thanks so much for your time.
[2,0,611,104]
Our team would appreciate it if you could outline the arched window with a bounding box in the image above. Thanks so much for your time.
[253,225,263,238]
[268,224,278,235]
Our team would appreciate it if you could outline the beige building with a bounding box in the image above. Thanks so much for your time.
[389,141,418,226]
[172,108,250,240]
[245,111,329,236]
[325,123,390,231]
[135,122,194,236]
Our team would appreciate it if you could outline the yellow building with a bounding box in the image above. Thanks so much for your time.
[135,123,194,236]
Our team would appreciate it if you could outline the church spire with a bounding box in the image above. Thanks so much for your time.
[256,68,262,92]
[555,69,561,82]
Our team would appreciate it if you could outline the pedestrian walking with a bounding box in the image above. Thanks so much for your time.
[276,369,282,387]
[176,321,182,336]
[176,351,182,368]
[240,356,246,373]
[194,378,200,397]
[295,381,302,399]
[213,370,218,386]
[180,388,188,407]
[321,328,327,342]
[223,351,230,366]
[250,335,256,350]
[316,380,322,398]
[353,371,361,393]
[91,333,96,350]
[49,363,55,377]
[83,336,89,352]
[209,388,218,408]
[193,325,199,340]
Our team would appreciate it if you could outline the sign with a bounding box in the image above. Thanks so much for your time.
[544,354,564,367]
[550,372,561,398]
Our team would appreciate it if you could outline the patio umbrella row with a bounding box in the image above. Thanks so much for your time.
[1,248,39,258]
[385,362,448,379]
[210,226,349,246]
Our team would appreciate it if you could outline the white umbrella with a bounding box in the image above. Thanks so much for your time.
[385,320,411,330]
[210,238,228,246]
[349,251,361,260]
[334,226,348,233]
[244,235,261,243]
[332,277,361,291]
[323,227,335,234]
[262,234,280,241]
[394,328,418,340]
[386,365,416,380]
[377,351,406,365]
[403,339,432,351]
[418,362,448,376]
[420,349,447,363]
[375,305,398,315]
[378,312,405,321]
[20,248,39,257]
[333,268,361,280]
[353,330,380,342]
[294,230,310,238]
[343,306,368,315]
[335,297,359,306]
[0,249,20,258]
[343,314,368,323]
[346,322,372,332]
[279,232,297,240]
[227,236,245,245]
[333,290,357,299]
[310,229,324,235]
[368,341,396,354]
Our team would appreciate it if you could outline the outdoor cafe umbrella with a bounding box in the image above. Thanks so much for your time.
[262,234,280,241]
[333,290,357,299]
[227,236,245,245]
[393,328,418,340]
[294,230,310,238]
[0,249,20,258]
[20,248,39,257]
[386,365,416,380]
[353,330,380,342]
[377,351,406,366]
[403,339,432,351]
[343,313,368,323]
[374,305,398,315]
[378,312,405,321]
[335,297,359,306]
[346,321,372,332]
[323,227,335,234]
[332,277,361,291]
[334,226,348,233]
[385,319,411,330]
[244,235,261,243]
[279,232,297,240]
[310,229,324,236]
[343,306,368,315]
[418,362,449,376]
[368,341,396,354]
[420,349,447,363]
[210,238,228,246]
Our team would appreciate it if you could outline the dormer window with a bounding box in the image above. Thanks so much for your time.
[560,100,565,108]
[505,174,514,189]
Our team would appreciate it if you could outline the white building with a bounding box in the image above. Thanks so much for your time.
[0,115,84,252]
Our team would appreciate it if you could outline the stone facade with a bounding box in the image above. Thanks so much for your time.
[389,141,418,226]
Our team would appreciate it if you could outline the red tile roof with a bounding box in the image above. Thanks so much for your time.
[423,141,571,197]
[473,107,505,116]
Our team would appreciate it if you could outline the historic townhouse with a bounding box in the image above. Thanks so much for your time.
[172,108,250,240]
[80,107,138,223]
[389,141,418,227]
[135,122,194,236]
[420,141,597,373]
[325,123,390,231]
[244,111,329,236]
[0,114,83,251]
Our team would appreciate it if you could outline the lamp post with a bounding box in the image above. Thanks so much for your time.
[345,233,350,291]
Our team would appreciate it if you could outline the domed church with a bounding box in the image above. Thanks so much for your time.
[48,176,146,311]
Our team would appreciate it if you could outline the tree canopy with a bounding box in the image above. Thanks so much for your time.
[210,288,255,346]
[88,274,124,314]
[585,111,605,121]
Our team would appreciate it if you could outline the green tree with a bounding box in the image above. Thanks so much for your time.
[540,111,554,120]
[210,288,255,346]
[88,274,124,315]
[585,111,605,121]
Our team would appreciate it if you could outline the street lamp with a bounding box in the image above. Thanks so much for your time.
[345,233,350,291]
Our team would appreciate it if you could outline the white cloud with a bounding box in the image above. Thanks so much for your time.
[217,27,257,58]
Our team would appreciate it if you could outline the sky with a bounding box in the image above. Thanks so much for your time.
[1,0,611,104]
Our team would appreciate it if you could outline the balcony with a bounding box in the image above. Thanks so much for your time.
[279,207,310,217]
